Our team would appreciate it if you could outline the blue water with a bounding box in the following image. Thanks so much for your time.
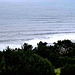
[0,2,75,50]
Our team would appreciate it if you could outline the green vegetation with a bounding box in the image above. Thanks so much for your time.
[60,64,75,75]
[55,68,61,75]
[0,40,75,75]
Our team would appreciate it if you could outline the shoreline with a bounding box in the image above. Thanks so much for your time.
[0,33,75,51]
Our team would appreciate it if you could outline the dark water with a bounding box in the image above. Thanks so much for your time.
[0,2,75,50]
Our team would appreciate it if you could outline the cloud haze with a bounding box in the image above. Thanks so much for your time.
[0,0,74,2]
[0,0,75,9]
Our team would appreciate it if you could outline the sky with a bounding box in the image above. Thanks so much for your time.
[0,0,75,9]
[0,0,75,2]
[0,0,75,3]
[0,0,75,4]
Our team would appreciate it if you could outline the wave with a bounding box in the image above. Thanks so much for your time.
[0,33,75,51]
[25,33,75,48]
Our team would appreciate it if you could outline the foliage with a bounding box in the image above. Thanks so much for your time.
[16,53,55,75]
[60,64,75,75]
[34,41,60,67]
[21,43,32,51]
[0,43,55,75]
[53,40,75,57]
[0,40,75,75]
[55,68,61,75]
[34,40,75,68]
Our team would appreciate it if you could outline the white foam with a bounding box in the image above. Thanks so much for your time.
[0,44,21,51]
[0,33,75,51]
[25,33,75,47]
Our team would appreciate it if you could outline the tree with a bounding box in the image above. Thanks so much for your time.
[21,43,32,51]
[53,40,74,56]
[16,53,55,75]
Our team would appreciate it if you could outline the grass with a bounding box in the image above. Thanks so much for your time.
[55,68,61,75]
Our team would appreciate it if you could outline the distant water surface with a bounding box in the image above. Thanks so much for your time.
[0,2,75,50]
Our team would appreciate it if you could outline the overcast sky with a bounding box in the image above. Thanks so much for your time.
[0,0,75,8]
[0,0,75,2]
[0,0,75,4]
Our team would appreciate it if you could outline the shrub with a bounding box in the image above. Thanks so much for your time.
[60,64,75,75]
[16,53,55,75]
[56,56,75,67]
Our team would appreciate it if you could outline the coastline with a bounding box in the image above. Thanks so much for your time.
[0,33,75,51]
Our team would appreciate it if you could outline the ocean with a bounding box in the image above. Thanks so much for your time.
[0,2,75,50]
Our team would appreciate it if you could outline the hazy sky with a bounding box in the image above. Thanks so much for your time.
[0,0,75,2]
[0,0,75,9]
[0,0,75,4]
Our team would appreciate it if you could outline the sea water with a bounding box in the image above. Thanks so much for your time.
[0,2,75,50]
